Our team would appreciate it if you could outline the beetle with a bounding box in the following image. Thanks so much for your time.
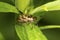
[18,14,35,23]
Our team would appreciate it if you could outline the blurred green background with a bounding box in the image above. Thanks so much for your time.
[0,0,60,40]
[0,13,19,40]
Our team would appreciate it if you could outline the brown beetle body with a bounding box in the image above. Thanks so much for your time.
[18,14,34,23]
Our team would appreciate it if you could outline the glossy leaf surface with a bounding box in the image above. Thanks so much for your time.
[15,23,47,40]
[0,2,19,14]
[15,0,30,12]
[31,1,60,14]
[40,25,60,30]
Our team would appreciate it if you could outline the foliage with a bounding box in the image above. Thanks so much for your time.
[0,0,60,40]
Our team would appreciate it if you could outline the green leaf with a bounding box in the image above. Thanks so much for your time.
[15,23,47,40]
[15,0,30,12]
[40,25,60,30]
[0,2,19,14]
[29,1,60,24]
[30,1,60,14]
